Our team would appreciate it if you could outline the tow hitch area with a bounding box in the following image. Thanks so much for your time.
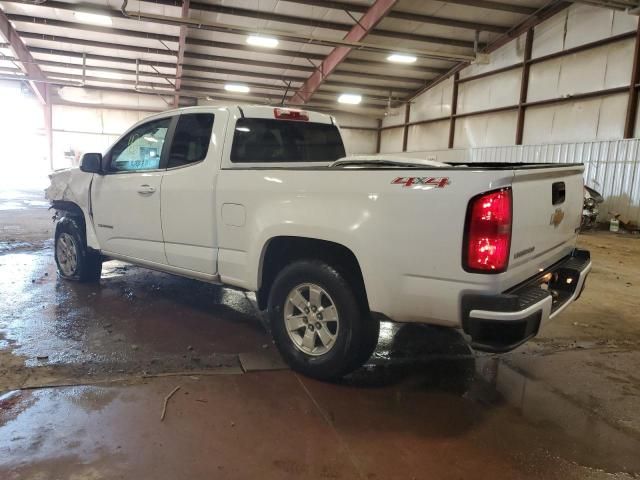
[461,249,591,353]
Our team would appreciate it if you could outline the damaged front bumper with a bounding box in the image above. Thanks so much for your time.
[461,249,591,353]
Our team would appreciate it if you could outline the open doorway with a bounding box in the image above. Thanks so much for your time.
[0,80,48,191]
[0,80,51,246]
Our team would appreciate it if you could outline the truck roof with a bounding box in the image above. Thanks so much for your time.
[141,104,335,125]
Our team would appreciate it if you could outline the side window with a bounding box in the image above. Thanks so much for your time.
[167,113,215,168]
[109,118,171,172]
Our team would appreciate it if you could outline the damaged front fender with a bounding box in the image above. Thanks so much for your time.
[46,168,100,250]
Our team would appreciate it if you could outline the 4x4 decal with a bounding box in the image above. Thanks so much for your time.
[392,177,450,188]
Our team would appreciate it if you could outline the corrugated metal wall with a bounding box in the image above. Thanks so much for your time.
[470,139,640,224]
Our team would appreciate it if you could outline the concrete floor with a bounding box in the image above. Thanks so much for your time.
[1,188,639,479]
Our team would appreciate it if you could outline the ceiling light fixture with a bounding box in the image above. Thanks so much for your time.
[93,70,124,80]
[338,93,362,105]
[74,11,113,26]
[224,84,250,93]
[58,86,102,104]
[246,35,279,48]
[387,53,417,64]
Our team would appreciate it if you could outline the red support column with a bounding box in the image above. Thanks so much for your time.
[402,103,410,152]
[290,0,399,105]
[624,22,640,139]
[173,0,190,108]
[448,72,459,149]
[44,84,53,171]
[515,28,534,145]
[0,9,47,103]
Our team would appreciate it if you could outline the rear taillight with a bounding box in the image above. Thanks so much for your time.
[463,188,512,273]
[274,108,309,121]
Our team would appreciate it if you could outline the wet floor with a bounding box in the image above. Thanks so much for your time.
[1,189,639,479]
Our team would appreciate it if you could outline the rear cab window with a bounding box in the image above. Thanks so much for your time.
[230,118,345,164]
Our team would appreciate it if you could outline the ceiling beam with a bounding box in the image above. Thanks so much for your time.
[291,0,398,104]
[24,34,432,84]
[133,10,474,62]
[183,51,314,73]
[26,46,416,94]
[0,8,46,102]
[14,21,431,84]
[19,31,178,57]
[6,0,480,51]
[27,46,176,71]
[408,1,569,101]
[434,0,538,15]
[282,0,508,33]
[5,0,187,32]
[28,57,172,79]
[173,0,189,106]
[6,13,178,45]
[25,48,297,82]
[183,51,430,83]
[186,40,448,75]
[15,3,454,62]
[4,65,388,111]
[176,1,479,49]
[19,28,447,76]
[484,1,571,52]
[321,80,414,95]
[180,61,423,86]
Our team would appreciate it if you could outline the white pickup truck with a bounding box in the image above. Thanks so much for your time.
[46,105,591,380]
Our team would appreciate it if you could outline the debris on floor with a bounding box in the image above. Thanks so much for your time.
[160,385,181,421]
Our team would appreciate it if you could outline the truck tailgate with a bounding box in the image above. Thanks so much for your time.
[507,165,584,285]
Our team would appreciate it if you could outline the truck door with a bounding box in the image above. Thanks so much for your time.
[160,110,227,275]
[91,116,173,265]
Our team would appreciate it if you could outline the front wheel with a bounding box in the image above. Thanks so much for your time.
[55,217,102,282]
[268,260,379,381]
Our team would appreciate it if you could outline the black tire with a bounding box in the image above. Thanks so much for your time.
[268,260,379,381]
[54,216,102,282]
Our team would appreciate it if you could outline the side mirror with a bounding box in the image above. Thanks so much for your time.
[80,153,103,174]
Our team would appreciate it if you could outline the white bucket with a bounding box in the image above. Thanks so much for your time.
[609,218,620,232]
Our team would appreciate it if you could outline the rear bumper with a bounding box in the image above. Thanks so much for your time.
[461,249,591,353]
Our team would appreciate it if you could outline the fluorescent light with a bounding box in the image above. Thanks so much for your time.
[93,70,124,80]
[387,53,417,64]
[225,84,250,93]
[143,136,158,143]
[246,35,279,48]
[58,87,101,104]
[338,93,362,105]
[74,11,113,26]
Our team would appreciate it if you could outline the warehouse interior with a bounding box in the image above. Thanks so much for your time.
[0,0,639,478]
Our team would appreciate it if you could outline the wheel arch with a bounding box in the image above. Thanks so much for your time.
[52,200,86,232]
[52,201,98,252]
[256,236,369,311]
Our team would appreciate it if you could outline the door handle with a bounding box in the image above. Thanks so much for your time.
[137,185,156,195]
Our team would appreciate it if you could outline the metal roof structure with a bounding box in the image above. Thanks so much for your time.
[0,0,573,114]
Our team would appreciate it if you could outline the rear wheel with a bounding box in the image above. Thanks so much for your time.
[55,217,102,282]
[268,260,379,381]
